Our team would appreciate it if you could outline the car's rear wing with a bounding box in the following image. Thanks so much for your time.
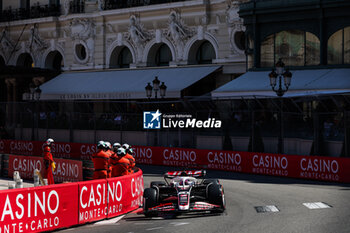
[164,170,206,178]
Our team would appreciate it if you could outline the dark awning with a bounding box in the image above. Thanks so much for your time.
[211,68,350,99]
[38,66,221,100]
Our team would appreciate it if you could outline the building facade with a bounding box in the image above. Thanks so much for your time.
[238,0,350,69]
[0,0,247,103]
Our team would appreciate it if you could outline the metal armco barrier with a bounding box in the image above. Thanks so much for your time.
[0,169,144,233]
[0,139,350,183]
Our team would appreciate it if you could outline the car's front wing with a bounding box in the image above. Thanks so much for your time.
[146,201,222,214]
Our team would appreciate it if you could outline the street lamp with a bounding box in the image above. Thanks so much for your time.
[268,58,292,154]
[152,76,160,99]
[269,59,292,97]
[145,77,167,99]
[145,83,152,99]
[159,82,167,98]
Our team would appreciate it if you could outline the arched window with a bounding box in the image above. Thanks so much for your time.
[17,53,34,68]
[155,44,171,66]
[328,26,350,65]
[260,30,320,67]
[118,47,132,68]
[45,51,63,71]
[196,41,215,64]
[110,46,133,68]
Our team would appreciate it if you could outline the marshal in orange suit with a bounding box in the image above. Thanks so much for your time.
[42,138,55,185]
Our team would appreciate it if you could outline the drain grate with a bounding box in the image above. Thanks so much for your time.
[303,202,332,209]
[254,205,280,213]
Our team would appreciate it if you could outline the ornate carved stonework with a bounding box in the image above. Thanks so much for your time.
[166,10,193,61]
[126,15,151,62]
[63,0,71,15]
[127,15,151,46]
[26,24,48,63]
[67,18,96,65]
[28,24,48,50]
[69,18,96,41]
[0,27,19,61]
[226,1,246,55]
[97,0,105,11]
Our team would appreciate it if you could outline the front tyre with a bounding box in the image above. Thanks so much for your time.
[208,184,225,213]
[143,188,158,217]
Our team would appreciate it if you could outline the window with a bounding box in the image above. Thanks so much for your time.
[261,30,320,67]
[155,44,171,66]
[196,41,215,64]
[17,53,34,68]
[234,31,246,51]
[118,47,132,68]
[75,43,87,61]
[45,51,63,71]
[328,27,350,65]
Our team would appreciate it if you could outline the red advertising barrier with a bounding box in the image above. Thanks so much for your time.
[8,155,83,182]
[132,146,350,183]
[1,139,350,183]
[78,169,144,223]
[0,183,79,233]
[0,169,144,232]
[0,140,96,160]
[78,179,108,224]
[107,171,144,218]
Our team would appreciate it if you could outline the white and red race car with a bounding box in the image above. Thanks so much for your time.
[143,170,225,217]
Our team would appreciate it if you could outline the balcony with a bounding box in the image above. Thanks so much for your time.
[69,1,85,14]
[103,0,187,10]
[0,4,61,23]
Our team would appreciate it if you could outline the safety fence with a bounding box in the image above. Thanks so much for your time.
[0,169,144,233]
[1,139,350,183]
[1,100,348,155]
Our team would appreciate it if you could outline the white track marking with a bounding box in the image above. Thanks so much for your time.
[265,205,279,212]
[146,227,164,231]
[170,222,190,226]
[94,215,125,225]
[255,205,279,213]
[303,202,332,209]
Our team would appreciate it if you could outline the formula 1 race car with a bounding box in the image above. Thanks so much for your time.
[143,170,225,217]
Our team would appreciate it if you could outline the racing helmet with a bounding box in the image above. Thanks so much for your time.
[104,141,112,150]
[97,140,105,149]
[113,142,121,149]
[116,147,126,157]
[122,143,130,150]
[45,138,54,146]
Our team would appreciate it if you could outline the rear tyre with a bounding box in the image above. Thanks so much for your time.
[150,181,166,188]
[207,183,225,213]
[143,188,158,217]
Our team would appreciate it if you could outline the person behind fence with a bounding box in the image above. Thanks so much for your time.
[92,141,110,179]
[111,147,130,177]
[122,143,135,174]
[42,138,56,185]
